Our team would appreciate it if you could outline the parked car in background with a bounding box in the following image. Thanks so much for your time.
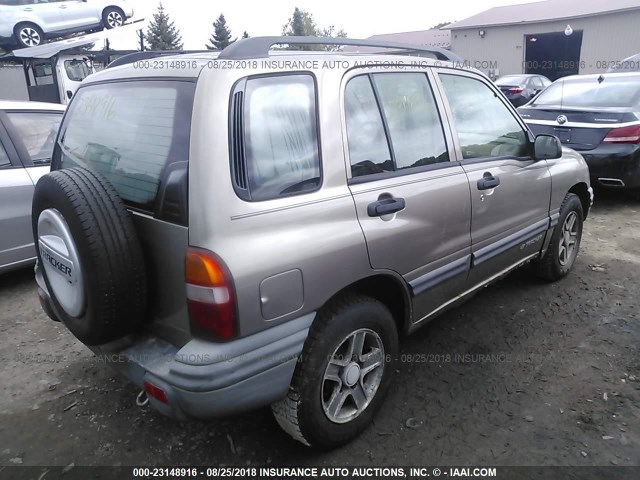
[0,0,133,48]
[32,37,592,449]
[518,73,640,193]
[495,74,551,106]
[0,101,64,272]
[606,53,640,73]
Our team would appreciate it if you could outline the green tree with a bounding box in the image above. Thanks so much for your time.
[206,14,235,50]
[282,8,346,51]
[145,2,183,51]
[430,21,452,29]
[319,25,347,51]
[282,7,317,37]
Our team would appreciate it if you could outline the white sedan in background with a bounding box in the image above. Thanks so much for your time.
[0,101,64,273]
[0,0,134,48]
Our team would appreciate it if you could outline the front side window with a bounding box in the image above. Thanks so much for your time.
[65,60,91,82]
[7,112,62,165]
[56,80,195,211]
[439,74,529,160]
[242,74,320,201]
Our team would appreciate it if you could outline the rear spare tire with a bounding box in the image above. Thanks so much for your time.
[32,168,147,345]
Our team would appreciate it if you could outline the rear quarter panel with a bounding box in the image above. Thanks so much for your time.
[188,66,375,338]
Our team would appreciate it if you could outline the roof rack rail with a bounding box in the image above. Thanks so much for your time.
[217,36,462,63]
[107,50,214,68]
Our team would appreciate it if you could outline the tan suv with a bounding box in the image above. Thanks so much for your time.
[32,36,593,449]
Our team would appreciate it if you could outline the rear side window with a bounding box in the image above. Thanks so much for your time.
[56,80,195,212]
[345,73,449,179]
[7,112,62,165]
[232,74,321,201]
[344,75,393,176]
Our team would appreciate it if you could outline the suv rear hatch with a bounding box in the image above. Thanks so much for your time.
[52,79,196,345]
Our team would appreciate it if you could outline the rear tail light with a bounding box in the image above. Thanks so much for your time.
[508,87,524,94]
[602,124,640,144]
[185,247,237,341]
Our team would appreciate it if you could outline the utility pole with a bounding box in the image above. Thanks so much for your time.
[137,29,145,51]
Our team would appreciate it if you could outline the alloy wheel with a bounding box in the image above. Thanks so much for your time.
[321,328,385,424]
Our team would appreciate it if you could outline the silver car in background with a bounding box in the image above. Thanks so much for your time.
[0,0,134,48]
[0,100,64,272]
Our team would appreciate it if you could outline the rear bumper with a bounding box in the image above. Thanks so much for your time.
[93,312,313,419]
[579,144,640,189]
[35,261,314,419]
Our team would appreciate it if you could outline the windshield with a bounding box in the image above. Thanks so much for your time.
[7,112,63,164]
[496,76,529,86]
[531,75,640,108]
[64,60,91,82]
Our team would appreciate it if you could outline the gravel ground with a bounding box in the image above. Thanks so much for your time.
[0,191,639,470]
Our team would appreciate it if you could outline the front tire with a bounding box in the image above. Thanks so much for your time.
[14,23,44,48]
[103,7,125,29]
[534,193,584,281]
[272,295,398,449]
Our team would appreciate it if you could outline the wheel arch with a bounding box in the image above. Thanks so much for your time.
[568,182,591,220]
[102,5,126,19]
[13,21,44,39]
[322,273,412,336]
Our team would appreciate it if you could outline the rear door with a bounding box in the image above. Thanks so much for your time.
[344,70,472,323]
[436,71,552,287]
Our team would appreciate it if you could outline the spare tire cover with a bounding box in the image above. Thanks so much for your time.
[32,167,147,345]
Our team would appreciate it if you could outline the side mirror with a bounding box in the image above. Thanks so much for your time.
[534,134,562,160]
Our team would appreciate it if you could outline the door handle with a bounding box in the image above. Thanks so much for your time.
[23,7,33,11]
[367,198,406,217]
[477,174,500,190]
[59,5,68,8]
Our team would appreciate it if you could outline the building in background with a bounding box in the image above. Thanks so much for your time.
[445,0,640,81]
[342,29,451,53]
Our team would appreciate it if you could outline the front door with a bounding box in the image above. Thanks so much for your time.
[343,71,472,322]
[436,72,552,288]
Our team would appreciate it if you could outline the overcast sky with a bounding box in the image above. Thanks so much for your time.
[104,0,541,50]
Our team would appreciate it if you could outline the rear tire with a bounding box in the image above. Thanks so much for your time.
[32,168,147,345]
[102,7,125,29]
[14,23,44,48]
[272,295,398,449]
[533,193,584,281]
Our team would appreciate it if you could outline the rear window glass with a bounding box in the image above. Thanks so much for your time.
[56,80,195,211]
[496,76,529,86]
[241,74,321,201]
[7,112,62,165]
[532,75,640,108]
